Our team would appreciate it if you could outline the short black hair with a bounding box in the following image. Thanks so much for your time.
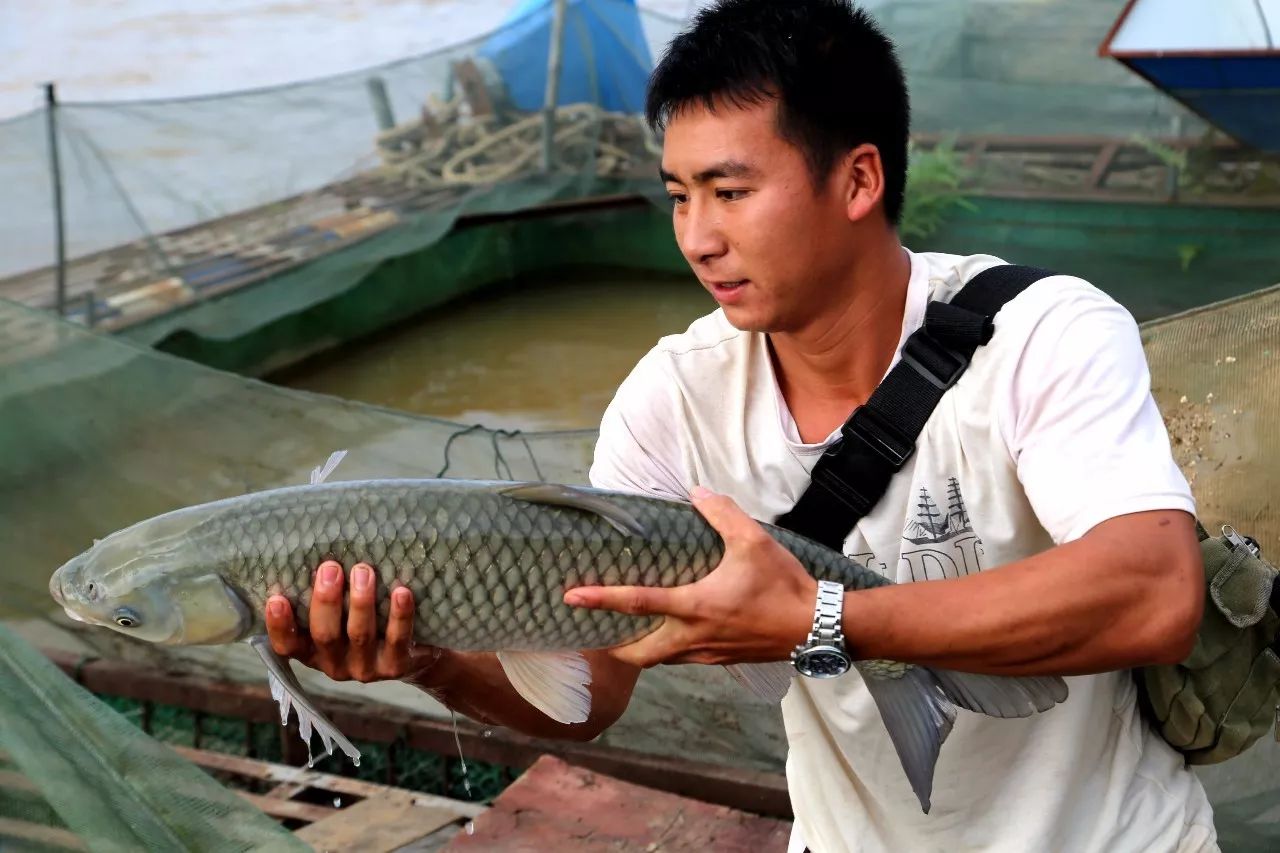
[645,0,911,225]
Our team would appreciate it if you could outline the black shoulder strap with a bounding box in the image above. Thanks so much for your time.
[774,264,1056,550]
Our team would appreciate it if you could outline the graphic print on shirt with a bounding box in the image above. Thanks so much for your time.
[900,477,985,581]
[843,477,987,582]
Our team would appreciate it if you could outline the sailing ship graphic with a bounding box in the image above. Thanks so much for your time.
[903,478,973,544]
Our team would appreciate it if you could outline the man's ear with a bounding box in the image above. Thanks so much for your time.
[841,143,886,224]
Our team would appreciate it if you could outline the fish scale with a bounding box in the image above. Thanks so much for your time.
[177,478,887,652]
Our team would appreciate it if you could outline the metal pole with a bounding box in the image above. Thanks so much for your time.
[542,0,569,173]
[366,76,396,132]
[44,82,68,317]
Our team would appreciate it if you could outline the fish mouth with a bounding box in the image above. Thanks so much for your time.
[49,551,90,614]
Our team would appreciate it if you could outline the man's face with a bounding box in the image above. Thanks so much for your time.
[660,98,856,334]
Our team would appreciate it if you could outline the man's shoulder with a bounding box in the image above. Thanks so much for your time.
[625,308,752,386]
[916,250,1131,340]
[652,308,747,359]
[918,250,1111,308]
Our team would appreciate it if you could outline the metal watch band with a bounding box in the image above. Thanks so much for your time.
[807,580,845,646]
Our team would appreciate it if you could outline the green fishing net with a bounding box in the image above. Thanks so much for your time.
[0,623,307,852]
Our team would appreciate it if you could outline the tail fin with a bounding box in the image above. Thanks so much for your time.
[863,667,1068,813]
[862,668,957,814]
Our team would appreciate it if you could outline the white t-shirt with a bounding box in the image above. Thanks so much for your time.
[589,250,1218,852]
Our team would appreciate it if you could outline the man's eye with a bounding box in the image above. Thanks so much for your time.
[668,193,688,206]
[717,189,748,201]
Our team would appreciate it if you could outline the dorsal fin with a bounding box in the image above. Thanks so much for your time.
[310,450,348,485]
[499,483,648,537]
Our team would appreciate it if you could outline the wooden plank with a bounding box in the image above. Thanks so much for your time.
[0,817,87,851]
[265,781,310,800]
[443,755,790,853]
[169,746,484,818]
[46,651,789,819]
[1087,141,1121,189]
[0,769,39,793]
[294,792,463,852]
[235,791,337,824]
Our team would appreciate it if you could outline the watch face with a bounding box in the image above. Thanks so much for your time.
[797,646,851,678]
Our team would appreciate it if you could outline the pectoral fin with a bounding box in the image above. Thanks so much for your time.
[496,650,593,724]
[499,483,647,537]
[249,635,361,767]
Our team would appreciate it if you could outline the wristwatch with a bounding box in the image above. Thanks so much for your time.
[792,580,852,678]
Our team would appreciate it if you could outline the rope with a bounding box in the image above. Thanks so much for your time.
[374,101,650,189]
[435,423,546,483]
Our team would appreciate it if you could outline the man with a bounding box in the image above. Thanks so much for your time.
[266,1,1215,849]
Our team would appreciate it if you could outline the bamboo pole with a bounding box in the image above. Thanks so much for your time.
[542,0,570,173]
[43,83,67,317]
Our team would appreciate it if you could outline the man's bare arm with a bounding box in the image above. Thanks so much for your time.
[265,561,641,742]
[839,509,1204,675]
[566,494,1202,680]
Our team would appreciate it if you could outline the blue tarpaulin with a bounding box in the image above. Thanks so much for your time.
[1100,0,1280,151]
[479,0,654,114]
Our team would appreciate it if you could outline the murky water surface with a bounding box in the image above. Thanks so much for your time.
[275,270,716,430]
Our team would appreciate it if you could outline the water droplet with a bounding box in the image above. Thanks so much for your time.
[352,755,361,767]
[465,821,475,836]
[450,710,472,797]
[483,729,493,738]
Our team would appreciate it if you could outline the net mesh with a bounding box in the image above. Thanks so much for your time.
[1144,287,1280,558]
[0,0,675,345]
[0,623,307,852]
[2,0,1278,357]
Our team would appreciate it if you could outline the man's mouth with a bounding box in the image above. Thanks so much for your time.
[707,279,749,299]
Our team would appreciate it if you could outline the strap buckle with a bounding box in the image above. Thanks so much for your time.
[900,331,969,390]
[840,405,914,470]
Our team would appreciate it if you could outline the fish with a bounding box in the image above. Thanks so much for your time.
[49,451,1067,812]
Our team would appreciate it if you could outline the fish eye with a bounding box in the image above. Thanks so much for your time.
[113,608,141,629]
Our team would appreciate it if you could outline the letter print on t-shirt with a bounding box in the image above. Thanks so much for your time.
[844,476,988,583]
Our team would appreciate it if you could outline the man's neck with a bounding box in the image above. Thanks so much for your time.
[770,243,912,443]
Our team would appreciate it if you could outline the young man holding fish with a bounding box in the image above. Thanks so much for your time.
[267,1,1214,849]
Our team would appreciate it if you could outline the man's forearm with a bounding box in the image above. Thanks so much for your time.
[407,649,640,741]
[840,510,1203,676]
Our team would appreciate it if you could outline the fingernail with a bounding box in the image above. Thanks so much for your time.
[691,485,712,500]
[352,566,372,591]
[393,587,412,609]
[319,564,340,586]
[564,592,584,607]
[267,600,285,619]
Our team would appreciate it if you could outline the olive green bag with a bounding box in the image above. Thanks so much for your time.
[1136,523,1280,764]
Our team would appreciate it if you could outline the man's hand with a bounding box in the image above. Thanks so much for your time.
[265,560,439,683]
[564,486,817,669]
[265,560,640,740]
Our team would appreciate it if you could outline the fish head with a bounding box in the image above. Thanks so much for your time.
[49,510,252,646]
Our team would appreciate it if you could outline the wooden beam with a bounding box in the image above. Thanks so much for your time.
[264,781,309,800]
[293,794,463,851]
[48,650,791,818]
[235,791,337,824]
[0,817,87,852]
[169,746,485,818]
[0,769,39,793]
[1087,142,1121,189]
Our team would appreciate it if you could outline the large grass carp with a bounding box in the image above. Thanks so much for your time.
[49,453,1066,812]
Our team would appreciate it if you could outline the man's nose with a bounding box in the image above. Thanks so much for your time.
[676,200,727,266]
